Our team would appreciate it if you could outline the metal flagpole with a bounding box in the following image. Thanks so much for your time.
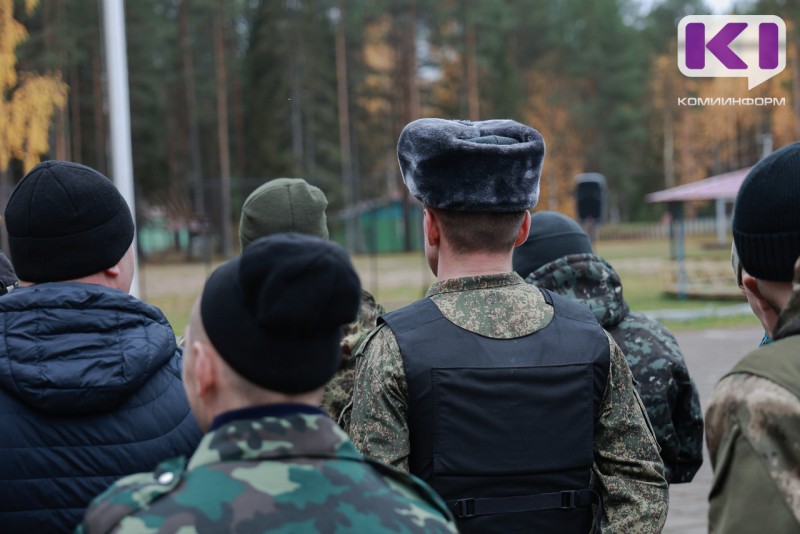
[102,0,139,297]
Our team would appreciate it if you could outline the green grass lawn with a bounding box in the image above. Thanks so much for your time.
[147,293,197,336]
[596,236,756,330]
[142,234,754,334]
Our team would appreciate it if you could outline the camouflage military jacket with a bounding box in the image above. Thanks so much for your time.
[78,405,457,534]
[527,253,704,484]
[706,259,800,532]
[322,289,384,422]
[345,272,669,533]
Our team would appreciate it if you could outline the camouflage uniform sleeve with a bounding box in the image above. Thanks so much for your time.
[706,373,800,526]
[322,290,384,421]
[321,360,357,423]
[342,290,385,360]
[593,333,669,533]
[347,324,411,472]
[77,457,185,534]
[614,315,704,484]
[665,335,704,484]
[705,374,737,465]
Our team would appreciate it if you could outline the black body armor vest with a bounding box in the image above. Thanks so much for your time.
[381,288,610,533]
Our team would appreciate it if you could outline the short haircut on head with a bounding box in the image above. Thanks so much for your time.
[429,206,526,255]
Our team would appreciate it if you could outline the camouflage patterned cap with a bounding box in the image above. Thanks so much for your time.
[201,233,361,393]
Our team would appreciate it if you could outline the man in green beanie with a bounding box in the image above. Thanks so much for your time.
[239,178,384,421]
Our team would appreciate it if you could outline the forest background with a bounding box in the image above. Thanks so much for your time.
[2,0,799,257]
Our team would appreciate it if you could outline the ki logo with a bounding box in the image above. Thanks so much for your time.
[678,15,786,90]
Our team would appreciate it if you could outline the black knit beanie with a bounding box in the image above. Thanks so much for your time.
[513,211,593,277]
[201,233,361,394]
[5,161,135,283]
[733,142,800,282]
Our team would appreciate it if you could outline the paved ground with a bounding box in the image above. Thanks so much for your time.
[662,326,763,533]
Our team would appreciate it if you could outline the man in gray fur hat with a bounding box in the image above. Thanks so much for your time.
[345,119,668,533]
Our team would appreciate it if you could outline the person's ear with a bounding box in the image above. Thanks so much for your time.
[742,272,781,335]
[424,208,441,247]
[191,341,219,399]
[104,264,121,278]
[514,211,532,247]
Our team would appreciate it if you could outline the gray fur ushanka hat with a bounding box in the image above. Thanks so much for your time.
[397,118,545,212]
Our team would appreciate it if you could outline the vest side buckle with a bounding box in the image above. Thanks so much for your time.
[455,499,476,518]
[560,491,577,509]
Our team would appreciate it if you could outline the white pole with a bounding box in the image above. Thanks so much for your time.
[715,198,726,246]
[102,0,139,297]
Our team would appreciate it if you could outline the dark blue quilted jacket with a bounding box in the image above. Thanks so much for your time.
[0,282,202,533]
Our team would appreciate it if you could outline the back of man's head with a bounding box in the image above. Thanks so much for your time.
[398,118,543,256]
[239,178,328,249]
[4,161,134,284]
[513,211,593,277]
[198,233,361,397]
[733,142,800,283]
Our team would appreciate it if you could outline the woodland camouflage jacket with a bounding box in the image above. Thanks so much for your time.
[78,406,457,534]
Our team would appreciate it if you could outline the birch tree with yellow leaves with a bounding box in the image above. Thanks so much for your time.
[0,0,67,173]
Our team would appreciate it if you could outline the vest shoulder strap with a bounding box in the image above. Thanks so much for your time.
[380,297,443,334]
[728,336,800,399]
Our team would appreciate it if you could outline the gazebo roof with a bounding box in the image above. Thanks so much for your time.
[646,167,751,203]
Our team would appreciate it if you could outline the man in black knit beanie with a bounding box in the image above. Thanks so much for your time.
[706,142,800,533]
[0,161,201,533]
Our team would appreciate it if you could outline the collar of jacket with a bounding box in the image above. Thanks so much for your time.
[210,403,326,431]
[187,412,361,471]
[773,288,800,342]
[425,272,523,298]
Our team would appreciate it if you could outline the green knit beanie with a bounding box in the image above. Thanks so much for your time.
[239,178,329,248]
